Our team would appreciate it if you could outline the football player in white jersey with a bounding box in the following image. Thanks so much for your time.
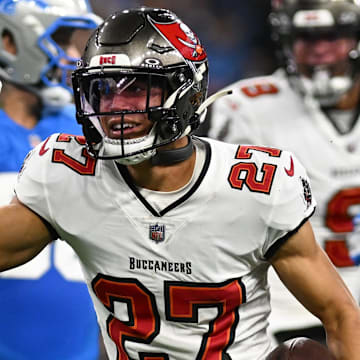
[209,0,360,346]
[0,7,359,360]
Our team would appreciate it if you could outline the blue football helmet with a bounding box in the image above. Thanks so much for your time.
[0,0,102,108]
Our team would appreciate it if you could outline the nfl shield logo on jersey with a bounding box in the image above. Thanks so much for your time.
[149,224,166,243]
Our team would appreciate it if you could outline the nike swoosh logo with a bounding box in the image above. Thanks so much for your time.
[285,156,294,177]
[39,137,50,156]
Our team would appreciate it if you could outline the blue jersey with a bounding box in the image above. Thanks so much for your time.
[0,106,99,360]
[0,106,83,172]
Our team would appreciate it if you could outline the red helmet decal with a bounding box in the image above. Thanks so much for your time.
[153,20,207,62]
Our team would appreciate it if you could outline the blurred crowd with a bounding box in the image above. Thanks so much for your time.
[89,0,277,94]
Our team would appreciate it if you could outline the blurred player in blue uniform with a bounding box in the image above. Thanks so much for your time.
[0,0,104,358]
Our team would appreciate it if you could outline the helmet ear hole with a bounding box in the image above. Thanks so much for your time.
[168,68,193,91]
[1,29,17,56]
[51,27,74,47]
[155,110,182,139]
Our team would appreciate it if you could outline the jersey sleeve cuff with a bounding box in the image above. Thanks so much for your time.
[264,207,316,260]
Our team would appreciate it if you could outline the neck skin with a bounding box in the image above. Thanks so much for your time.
[0,83,41,129]
[334,78,360,110]
[126,136,196,192]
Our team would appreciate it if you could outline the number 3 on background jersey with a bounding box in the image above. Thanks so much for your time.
[325,187,360,267]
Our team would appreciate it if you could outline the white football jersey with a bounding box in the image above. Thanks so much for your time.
[15,133,315,359]
[0,172,85,281]
[210,69,360,333]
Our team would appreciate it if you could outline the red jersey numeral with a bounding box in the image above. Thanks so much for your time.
[57,133,86,145]
[92,275,246,359]
[241,83,279,98]
[92,275,160,360]
[165,279,245,359]
[52,134,96,175]
[228,145,280,194]
[235,145,281,160]
[325,187,360,267]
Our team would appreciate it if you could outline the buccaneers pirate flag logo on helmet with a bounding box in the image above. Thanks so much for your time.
[149,15,207,62]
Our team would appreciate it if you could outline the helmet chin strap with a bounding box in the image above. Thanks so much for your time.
[151,89,232,166]
[151,136,194,166]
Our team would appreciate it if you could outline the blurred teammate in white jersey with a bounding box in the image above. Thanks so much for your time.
[209,0,360,344]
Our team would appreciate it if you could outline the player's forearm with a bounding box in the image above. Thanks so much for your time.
[0,203,51,271]
[0,236,48,272]
[324,304,360,359]
[0,204,21,270]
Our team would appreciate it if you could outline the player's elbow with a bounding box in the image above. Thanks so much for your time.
[321,297,360,339]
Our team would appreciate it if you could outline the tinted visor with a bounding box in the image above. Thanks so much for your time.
[78,73,167,116]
